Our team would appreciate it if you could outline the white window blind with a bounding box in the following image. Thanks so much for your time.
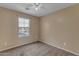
[18,17,30,38]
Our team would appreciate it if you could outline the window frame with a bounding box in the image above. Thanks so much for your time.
[18,17,30,38]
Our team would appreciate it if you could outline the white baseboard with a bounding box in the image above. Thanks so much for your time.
[0,40,38,52]
[40,40,79,56]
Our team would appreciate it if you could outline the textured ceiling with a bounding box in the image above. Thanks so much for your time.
[0,3,76,17]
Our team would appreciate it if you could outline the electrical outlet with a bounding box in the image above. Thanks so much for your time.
[63,42,67,46]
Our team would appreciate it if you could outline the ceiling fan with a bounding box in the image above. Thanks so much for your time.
[25,3,45,11]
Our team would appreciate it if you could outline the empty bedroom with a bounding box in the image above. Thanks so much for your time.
[0,3,79,56]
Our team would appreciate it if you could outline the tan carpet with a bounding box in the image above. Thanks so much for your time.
[0,41,76,56]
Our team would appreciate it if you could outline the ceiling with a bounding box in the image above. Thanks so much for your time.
[0,3,76,17]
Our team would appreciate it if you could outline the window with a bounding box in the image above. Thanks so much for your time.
[18,17,30,38]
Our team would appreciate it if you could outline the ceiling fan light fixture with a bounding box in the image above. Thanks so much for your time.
[33,3,41,11]
[33,3,41,7]
[25,3,42,11]
[35,7,39,11]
